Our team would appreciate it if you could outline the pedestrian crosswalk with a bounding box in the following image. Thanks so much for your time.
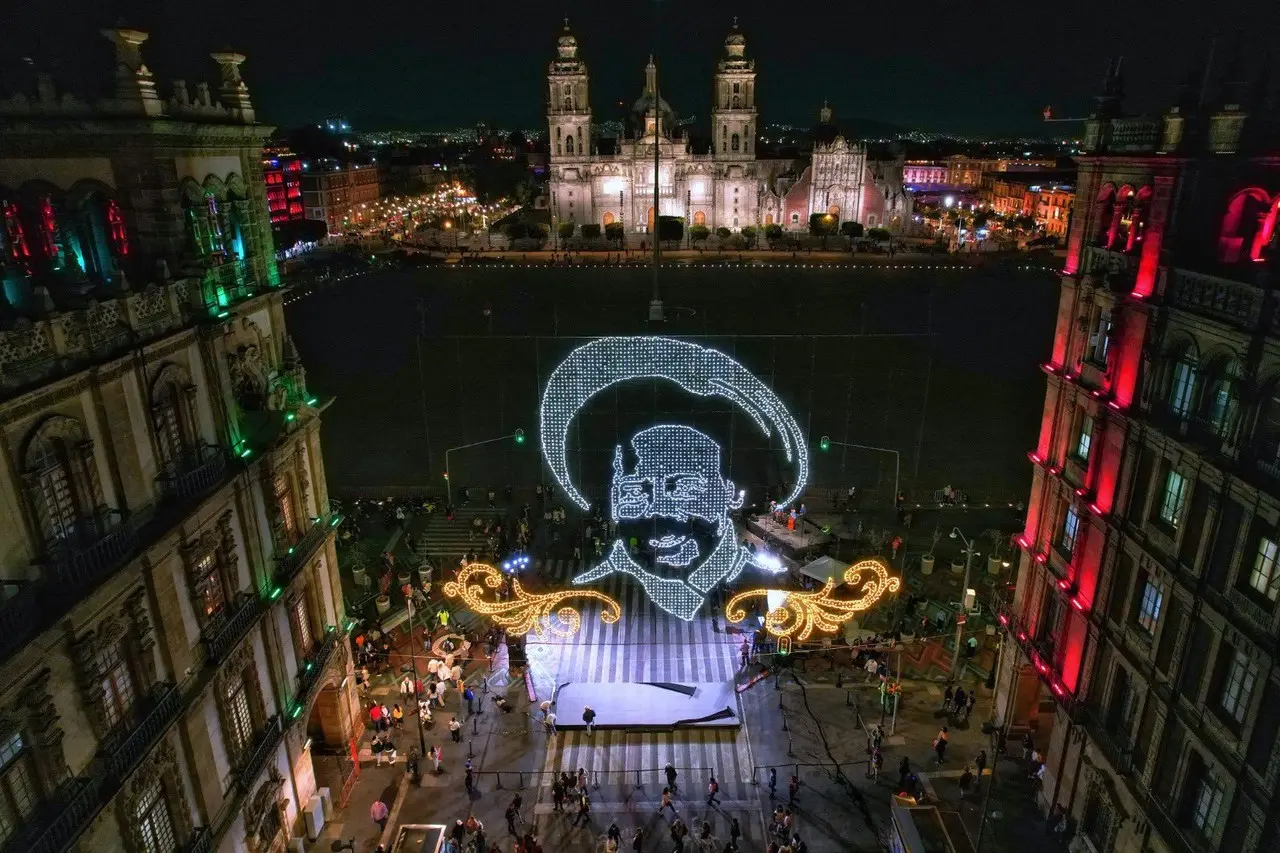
[414,505,508,564]
[523,559,756,788]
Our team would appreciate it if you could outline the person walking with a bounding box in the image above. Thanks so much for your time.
[954,686,967,715]
[730,818,742,848]
[958,765,975,800]
[583,706,596,736]
[897,756,911,790]
[934,727,949,766]
[871,748,883,782]
[552,778,565,812]
[964,693,976,720]
[370,799,389,833]
[431,744,443,774]
[449,716,462,743]
[543,711,557,736]
[975,749,988,781]
[571,791,591,827]
[665,764,679,794]
[392,704,404,730]
[706,775,720,806]
[631,827,645,852]
[787,774,800,805]
[942,685,954,712]
[1021,732,1035,763]
[658,787,676,815]
[464,684,476,715]
[369,703,383,731]
[505,801,519,835]
[740,638,751,670]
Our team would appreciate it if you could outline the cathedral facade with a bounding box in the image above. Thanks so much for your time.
[546,22,912,234]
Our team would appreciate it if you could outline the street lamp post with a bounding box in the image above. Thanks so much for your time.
[949,526,976,678]
[404,598,429,757]
[443,431,525,505]
[817,437,900,508]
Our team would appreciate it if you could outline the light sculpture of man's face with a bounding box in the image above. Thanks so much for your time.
[610,425,742,571]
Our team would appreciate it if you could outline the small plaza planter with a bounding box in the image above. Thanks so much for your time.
[398,572,412,589]
[951,560,965,575]
[987,557,1004,575]
[921,556,935,575]
[376,594,391,615]
[352,567,368,587]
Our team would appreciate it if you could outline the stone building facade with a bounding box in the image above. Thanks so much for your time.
[0,28,358,853]
[545,22,912,234]
[995,60,1280,853]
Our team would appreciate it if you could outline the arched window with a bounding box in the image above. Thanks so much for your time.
[1219,189,1275,264]
[1,198,32,276]
[764,214,774,226]
[1093,185,1117,247]
[732,95,740,109]
[693,211,706,226]
[1167,349,1199,418]
[0,729,41,845]
[564,94,572,110]
[152,366,196,468]
[1126,187,1152,253]
[1109,186,1135,249]
[23,416,99,543]
[731,134,740,153]
[565,136,575,155]
[1201,357,1243,437]
[721,126,728,153]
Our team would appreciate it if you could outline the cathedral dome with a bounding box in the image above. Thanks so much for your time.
[724,20,746,57]
[556,20,578,58]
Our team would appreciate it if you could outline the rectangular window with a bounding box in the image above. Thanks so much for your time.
[1137,578,1163,635]
[1248,538,1279,601]
[1220,649,1257,724]
[1076,414,1094,462]
[1170,360,1196,417]
[194,552,225,621]
[292,596,314,660]
[274,477,298,542]
[1061,505,1081,554]
[135,776,177,853]
[0,732,38,846]
[1158,470,1188,528]
[1089,308,1112,364]
[1190,775,1224,836]
[99,642,136,729]
[225,676,254,758]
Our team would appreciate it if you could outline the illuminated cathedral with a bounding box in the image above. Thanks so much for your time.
[546,21,912,234]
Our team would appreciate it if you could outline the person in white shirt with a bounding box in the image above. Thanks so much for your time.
[544,712,557,735]
[450,664,462,684]
[435,680,448,705]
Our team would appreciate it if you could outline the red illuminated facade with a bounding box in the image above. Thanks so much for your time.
[997,60,1280,853]
[263,147,305,226]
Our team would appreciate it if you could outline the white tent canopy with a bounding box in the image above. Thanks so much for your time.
[798,555,849,585]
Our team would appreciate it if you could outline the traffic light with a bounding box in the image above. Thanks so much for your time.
[514,429,526,445]
[443,471,450,480]
[777,636,791,656]
[819,435,831,452]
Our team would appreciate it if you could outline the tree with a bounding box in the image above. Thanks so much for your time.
[715,226,732,241]
[504,221,528,241]
[604,221,625,245]
[688,224,710,245]
[1014,214,1039,232]
[740,226,758,249]
[558,221,576,241]
[581,223,602,240]
[657,216,684,247]
[764,223,784,247]
[840,221,864,240]
[971,213,990,231]
[809,213,838,249]
[867,227,891,243]
[528,223,548,241]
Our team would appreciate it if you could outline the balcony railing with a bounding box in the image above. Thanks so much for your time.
[274,513,341,590]
[157,445,228,504]
[1080,704,1136,775]
[43,510,138,592]
[1107,118,1161,153]
[236,715,284,792]
[203,592,264,664]
[1165,267,1264,330]
[1081,244,1137,281]
[11,775,106,853]
[102,682,182,781]
[294,629,339,716]
[184,828,213,853]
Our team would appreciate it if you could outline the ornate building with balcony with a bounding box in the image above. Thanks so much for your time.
[995,57,1280,853]
[0,28,359,853]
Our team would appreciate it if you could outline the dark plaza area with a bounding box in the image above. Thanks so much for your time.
[286,264,1059,505]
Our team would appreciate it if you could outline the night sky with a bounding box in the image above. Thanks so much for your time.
[2,0,1272,138]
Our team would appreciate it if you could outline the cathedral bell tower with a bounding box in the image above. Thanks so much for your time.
[547,19,591,160]
[712,19,756,161]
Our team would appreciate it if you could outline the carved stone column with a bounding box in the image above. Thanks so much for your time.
[123,587,158,687]
[217,510,241,589]
[292,444,311,520]
[20,669,69,792]
[69,627,109,740]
